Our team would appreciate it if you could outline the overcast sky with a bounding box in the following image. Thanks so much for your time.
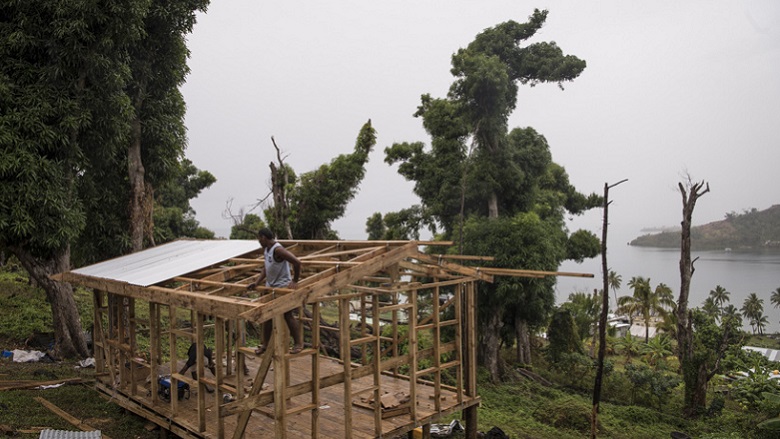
[182,0,780,245]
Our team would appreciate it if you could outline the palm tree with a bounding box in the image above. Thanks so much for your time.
[722,304,743,327]
[618,277,675,343]
[564,290,600,343]
[741,293,764,335]
[614,332,642,364]
[709,285,730,314]
[752,312,769,336]
[642,334,674,370]
[770,287,780,310]
[702,297,720,320]
[608,270,622,311]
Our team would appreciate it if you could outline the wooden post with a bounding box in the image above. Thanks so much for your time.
[312,302,321,438]
[372,293,382,437]
[463,282,477,439]
[149,302,160,404]
[216,316,226,438]
[432,285,441,412]
[409,287,418,422]
[169,305,179,415]
[273,314,288,439]
[196,314,206,433]
[340,297,353,439]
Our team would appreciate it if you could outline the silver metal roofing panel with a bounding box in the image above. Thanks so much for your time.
[70,240,260,287]
[39,430,102,439]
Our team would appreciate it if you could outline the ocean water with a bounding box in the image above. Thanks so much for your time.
[556,244,780,333]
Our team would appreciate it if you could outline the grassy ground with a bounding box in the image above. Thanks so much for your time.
[0,361,158,438]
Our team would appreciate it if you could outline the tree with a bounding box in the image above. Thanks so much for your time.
[546,308,583,364]
[562,290,600,344]
[741,293,764,335]
[152,158,216,245]
[618,277,674,343]
[752,312,769,336]
[1,1,209,357]
[614,333,642,365]
[365,206,435,240]
[263,121,376,239]
[608,270,623,311]
[771,287,780,310]
[462,212,568,381]
[709,285,731,314]
[126,0,208,252]
[365,213,385,240]
[230,214,266,240]
[701,297,720,320]
[676,177,718,417]
[642,334,673,370]
[0,0,151,358]
[720,305,743,331]
[382,11,597,382]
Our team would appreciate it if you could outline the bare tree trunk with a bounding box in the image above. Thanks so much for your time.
[488,192,499,218]
[128,113,146,252]
[592,179,626,439]
[266,137,293,239]
[515,319,531,364]
[676,178,709,417]
[12,245,89,358]
[479,311,503,383]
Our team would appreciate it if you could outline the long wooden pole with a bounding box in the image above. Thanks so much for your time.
[592,178,627,439]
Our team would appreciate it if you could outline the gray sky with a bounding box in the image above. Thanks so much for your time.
[182,0,780,244]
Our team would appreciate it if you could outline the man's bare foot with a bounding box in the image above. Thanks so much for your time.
[254,346,266,355]
[289,345,303,355]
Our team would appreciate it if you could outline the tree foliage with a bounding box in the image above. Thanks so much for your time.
[546,308,583,364]
[618,277,675,343]
[380,10,598,381]
[0,0,210,356]
[263,120,375,239]
[230,214,265,240]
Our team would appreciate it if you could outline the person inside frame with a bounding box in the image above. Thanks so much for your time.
[247,228,304,355]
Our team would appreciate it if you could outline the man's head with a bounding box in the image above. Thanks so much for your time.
[257,228,275,248]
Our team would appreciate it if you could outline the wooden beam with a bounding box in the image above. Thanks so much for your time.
[34,397,113,439]
[478,267,594,278]
[231,339,276,439]
[413,254,494,283]
[239,243,419,323]
[58,273,256,318]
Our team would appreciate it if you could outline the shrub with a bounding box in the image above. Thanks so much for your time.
[533,395,595,433]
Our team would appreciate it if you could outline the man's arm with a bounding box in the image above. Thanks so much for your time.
[247,267,266,291]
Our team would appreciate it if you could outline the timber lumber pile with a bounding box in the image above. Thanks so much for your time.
[353,391,413,419]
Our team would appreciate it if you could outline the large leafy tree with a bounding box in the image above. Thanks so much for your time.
[126,0,209,252]
[381,10,599,382]
[261,120,376,239]
[0,0,149,357]
[152,158,215,244]
[0,0,209,357]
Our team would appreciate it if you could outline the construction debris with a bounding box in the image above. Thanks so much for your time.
[33,397,112,439]
[352,391,413,419]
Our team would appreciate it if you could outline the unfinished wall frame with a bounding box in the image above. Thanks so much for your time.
[57,239,589,439]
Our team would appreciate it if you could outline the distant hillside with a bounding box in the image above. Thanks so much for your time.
[630,205,780,250]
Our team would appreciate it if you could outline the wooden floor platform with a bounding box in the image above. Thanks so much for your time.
[97,353,479,438]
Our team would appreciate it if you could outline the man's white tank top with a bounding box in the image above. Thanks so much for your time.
[264,242,291,287]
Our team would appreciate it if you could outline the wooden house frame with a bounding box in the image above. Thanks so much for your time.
[55,239,589,439]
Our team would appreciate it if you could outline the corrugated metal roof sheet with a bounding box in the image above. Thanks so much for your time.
[70,239,260,287]
[39,430,102,439]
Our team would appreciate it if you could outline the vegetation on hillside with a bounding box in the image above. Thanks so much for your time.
[631,205,780,250]
[5,261,780,438]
